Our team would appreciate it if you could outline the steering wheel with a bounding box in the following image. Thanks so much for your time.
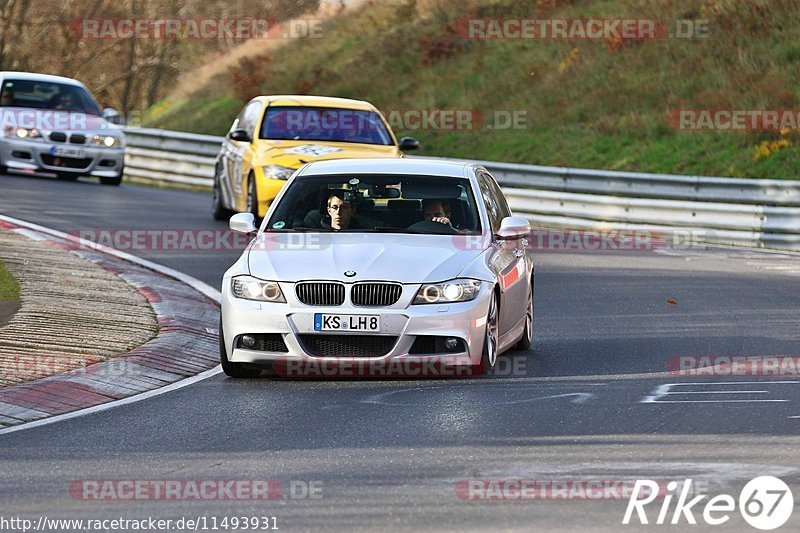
[406,220,458,235]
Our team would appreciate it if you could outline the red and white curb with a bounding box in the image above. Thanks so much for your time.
[0,215,223,435]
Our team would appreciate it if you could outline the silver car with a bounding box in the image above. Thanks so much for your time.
[220,158,534,378]
[0,72,125,185]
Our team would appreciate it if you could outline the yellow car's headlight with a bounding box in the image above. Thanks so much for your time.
[262,165,295,180]
[413,279,481,304]
[231,276,285,302]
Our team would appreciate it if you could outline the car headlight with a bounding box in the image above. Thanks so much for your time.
[262,165,295,180]
[413,279,481,304]
[231,276,285,302]
[90,134,122,148]
[5,126,42,139]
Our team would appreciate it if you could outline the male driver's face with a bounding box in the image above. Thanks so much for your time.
[424,201,448,221]
[328,196,354,230]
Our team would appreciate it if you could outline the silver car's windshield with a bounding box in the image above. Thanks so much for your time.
[0,79,102,115]
[260,106,394,146]
[265,174,482,235]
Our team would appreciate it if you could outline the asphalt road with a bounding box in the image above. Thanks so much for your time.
[1,172,800,532]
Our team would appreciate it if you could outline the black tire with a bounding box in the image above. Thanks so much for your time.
[219,318,262,378]
[246,173,260,221]
[99,174,123,186]
[212,166,235,221]
[476,291,499,376]
[515,279,534,350]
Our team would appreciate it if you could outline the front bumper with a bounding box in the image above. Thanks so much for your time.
[0,136,124,177]
[220,279,492,377]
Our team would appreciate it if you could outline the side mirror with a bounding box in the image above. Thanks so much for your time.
[102,107,123,124]
[495,216,530,241]
[229,129,252,143]
[230,213,257,234]
[399,137,420,151]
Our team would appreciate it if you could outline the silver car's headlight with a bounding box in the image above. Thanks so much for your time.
[413,279,481,304]
[262,165,294,180]
[231,276,285,302]
[90,134,122,148]
[6,126,43,139]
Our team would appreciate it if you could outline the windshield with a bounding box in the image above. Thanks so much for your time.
[0,79,102,115]
[265,174,482,235]
[260,106,394,145]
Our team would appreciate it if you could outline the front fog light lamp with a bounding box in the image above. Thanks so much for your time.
[231,276,285,302]
[413,279,481,304]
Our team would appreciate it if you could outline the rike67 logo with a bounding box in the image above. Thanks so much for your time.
[623,476,794,530]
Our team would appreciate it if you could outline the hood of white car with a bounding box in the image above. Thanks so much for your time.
[247,232,488,283]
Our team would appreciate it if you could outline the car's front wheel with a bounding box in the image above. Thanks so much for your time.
[477,291,499,375]
[219,318,262,378]
[515,280,533,350]
[246,173,260,221]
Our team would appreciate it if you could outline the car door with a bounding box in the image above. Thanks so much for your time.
[478,171,527,337]
[219,106,247,210]
[236,100,264,210]
[224,100,263,212]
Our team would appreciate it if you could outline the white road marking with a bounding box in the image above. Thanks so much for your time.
[360,384,601,407]
[0,214,224,437]
[641,381,799,404]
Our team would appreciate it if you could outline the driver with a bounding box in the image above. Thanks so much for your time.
[423,199,454,227]
[322,191,359,231]
[0,88,14,106]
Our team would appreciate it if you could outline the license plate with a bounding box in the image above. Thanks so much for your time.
[314,313,380,332]
[50,146,86,158]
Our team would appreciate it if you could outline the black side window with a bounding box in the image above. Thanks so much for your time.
[478,173,503,233]
[242,101,263,137]
[486,172,511,219]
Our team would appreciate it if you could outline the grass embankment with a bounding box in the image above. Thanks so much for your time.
[144,0,800,179]
[0,260,20,302]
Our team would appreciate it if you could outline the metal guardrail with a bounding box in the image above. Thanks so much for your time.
[122,127,800,250]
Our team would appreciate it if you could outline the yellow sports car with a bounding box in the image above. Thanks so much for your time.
[212,95,419,220]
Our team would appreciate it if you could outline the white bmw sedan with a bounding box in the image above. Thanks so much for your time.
[219,158,533,378]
